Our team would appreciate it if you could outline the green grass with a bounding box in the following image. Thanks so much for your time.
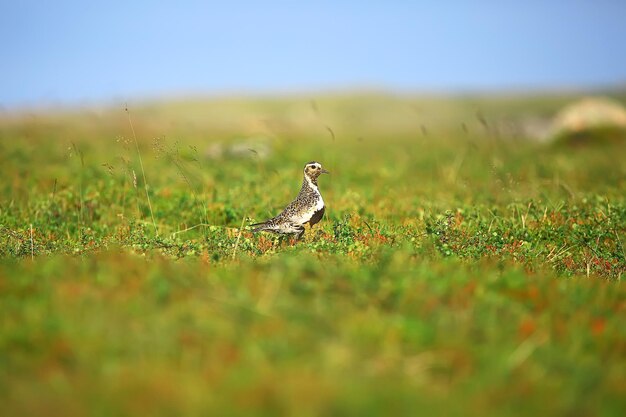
[1,93,626,416]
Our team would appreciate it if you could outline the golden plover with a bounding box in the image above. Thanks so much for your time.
[251,161,329,239]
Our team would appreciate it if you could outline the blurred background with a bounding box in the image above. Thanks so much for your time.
[2,1,626,108]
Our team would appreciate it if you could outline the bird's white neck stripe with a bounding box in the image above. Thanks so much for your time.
[305,176,319,192]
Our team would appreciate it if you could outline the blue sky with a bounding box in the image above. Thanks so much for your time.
[2,1,625,107]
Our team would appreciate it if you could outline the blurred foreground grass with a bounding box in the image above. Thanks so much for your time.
[2,254,625,416]
[1,92,626,416]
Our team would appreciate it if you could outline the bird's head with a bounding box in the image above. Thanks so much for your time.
[304,161,329,182]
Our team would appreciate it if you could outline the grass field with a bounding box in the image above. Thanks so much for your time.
[1,92,626,416]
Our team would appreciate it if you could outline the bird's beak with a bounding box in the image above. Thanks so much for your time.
[321,168,330,174]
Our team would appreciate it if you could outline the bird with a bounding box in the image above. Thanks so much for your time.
[251,161,329,239]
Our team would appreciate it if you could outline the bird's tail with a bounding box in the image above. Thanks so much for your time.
[249,221,268,233]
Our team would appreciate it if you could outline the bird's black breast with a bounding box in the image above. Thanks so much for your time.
[308,206,325,227]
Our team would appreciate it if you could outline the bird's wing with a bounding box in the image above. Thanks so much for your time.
[289,195,324,225]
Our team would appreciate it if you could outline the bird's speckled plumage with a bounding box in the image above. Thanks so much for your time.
[251,161,329,239]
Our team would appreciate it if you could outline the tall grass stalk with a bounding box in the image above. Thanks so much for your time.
[232,214,247,260]
[29,223,34,260]
[125,106,158,236]
[155,139,210,238]
[70,142,85,239]
[191,145,211,239]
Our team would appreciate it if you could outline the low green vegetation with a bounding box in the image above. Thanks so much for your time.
[1,93,625,416]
